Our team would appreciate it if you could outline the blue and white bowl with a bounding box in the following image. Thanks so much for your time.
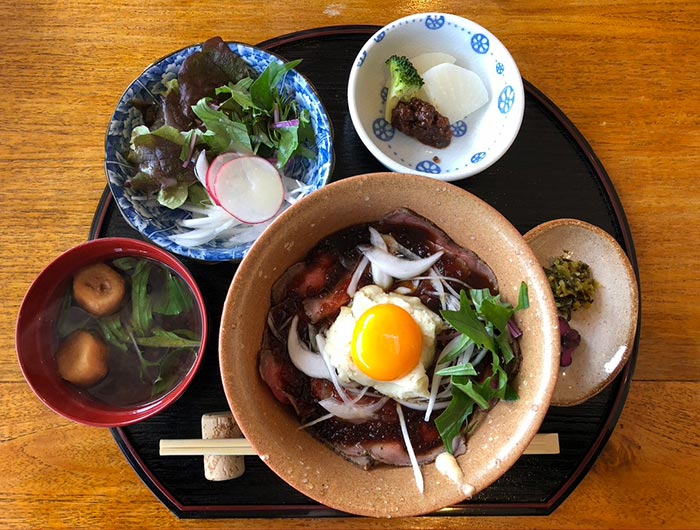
[347,13,524,181]
[105,42,334,262]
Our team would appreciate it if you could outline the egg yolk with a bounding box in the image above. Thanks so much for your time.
[351,304,423,381]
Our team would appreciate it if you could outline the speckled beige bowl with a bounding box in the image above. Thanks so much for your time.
[219,172,559,517]
[525,219,640,407]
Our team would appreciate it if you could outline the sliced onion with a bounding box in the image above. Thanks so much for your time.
[318,396,389,421]
[368,227,393,289]
[178,207,237,229]
[347,255,369,297]
[437,387,453,399]
[471,346,489,368]
[424,333,463,421]
[282,176,315,205]
[397,398,450,411]
[169,218,238,248]
[457,342,476,367]
[368,226,385,248]
[360,245,444,280]
[299,412,335,429]
[371,261,393,289]
[168,174,313,249]
[396,403,424,494]
[221,221,271,246]
[410,274,469,292]
[429,267,447,310]
[266,312,285,344]
[445,293,461,311]
[350,385,370,403]
[315,334,351,403]
[287,315,330,380]
[194,149,209,185]
[425,335,473,421]
[383,233,420,259]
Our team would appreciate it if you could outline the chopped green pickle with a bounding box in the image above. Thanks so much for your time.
[544,254,598,320]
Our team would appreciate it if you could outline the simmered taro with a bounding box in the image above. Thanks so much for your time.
[56,258,202,407]
[259,209,528,487]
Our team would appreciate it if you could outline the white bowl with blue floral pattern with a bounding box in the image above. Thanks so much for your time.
[347,13,524,181]
[105,42,334,262]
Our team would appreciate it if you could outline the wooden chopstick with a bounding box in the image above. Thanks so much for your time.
[523,433,560,455]
[159,432,559,457]
[160,438,257,456]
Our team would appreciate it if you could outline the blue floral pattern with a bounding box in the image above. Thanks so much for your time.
[416,160,441,173]
[498,85,516,114]
[425,15,446,30]
[350,13,525,180]
[471,34,490,54]
[452,121,468,137]
[372,119,395,141]
[356,50,367,67]
[105,42,333,262]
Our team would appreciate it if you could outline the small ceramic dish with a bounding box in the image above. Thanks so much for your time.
[347,13,524,181]
[219,172,559,517]
[16,238,208,427]
[524,219,640,407]
[105,40,334,262]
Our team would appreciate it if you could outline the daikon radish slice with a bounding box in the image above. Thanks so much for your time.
[211,156,284,224]
[409,52,456,75]
[205,152,245,205]
[421,63,489,123]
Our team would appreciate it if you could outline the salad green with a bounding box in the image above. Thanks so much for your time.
[435,283,529,453]
[126,36,315,211]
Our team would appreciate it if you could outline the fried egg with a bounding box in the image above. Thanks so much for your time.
[323,285,445,400]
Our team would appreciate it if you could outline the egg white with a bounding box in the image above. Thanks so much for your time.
[323,285,445,400]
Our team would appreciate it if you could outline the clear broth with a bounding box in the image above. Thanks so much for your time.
[56,257,202,408]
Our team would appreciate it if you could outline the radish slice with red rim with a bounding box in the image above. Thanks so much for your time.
[205,152,245,205]
[212,156,285,224]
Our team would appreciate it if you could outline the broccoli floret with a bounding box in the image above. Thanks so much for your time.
[384,55,424,122]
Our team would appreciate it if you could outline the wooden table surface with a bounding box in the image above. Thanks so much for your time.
[2,1,699,529]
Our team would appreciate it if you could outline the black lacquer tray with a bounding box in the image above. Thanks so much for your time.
[90,26,641,518]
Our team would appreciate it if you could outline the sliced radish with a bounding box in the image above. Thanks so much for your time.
[409,52,456,75]
[205,152,245,205]
[211,156,284,224]
[421,63,489,123]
